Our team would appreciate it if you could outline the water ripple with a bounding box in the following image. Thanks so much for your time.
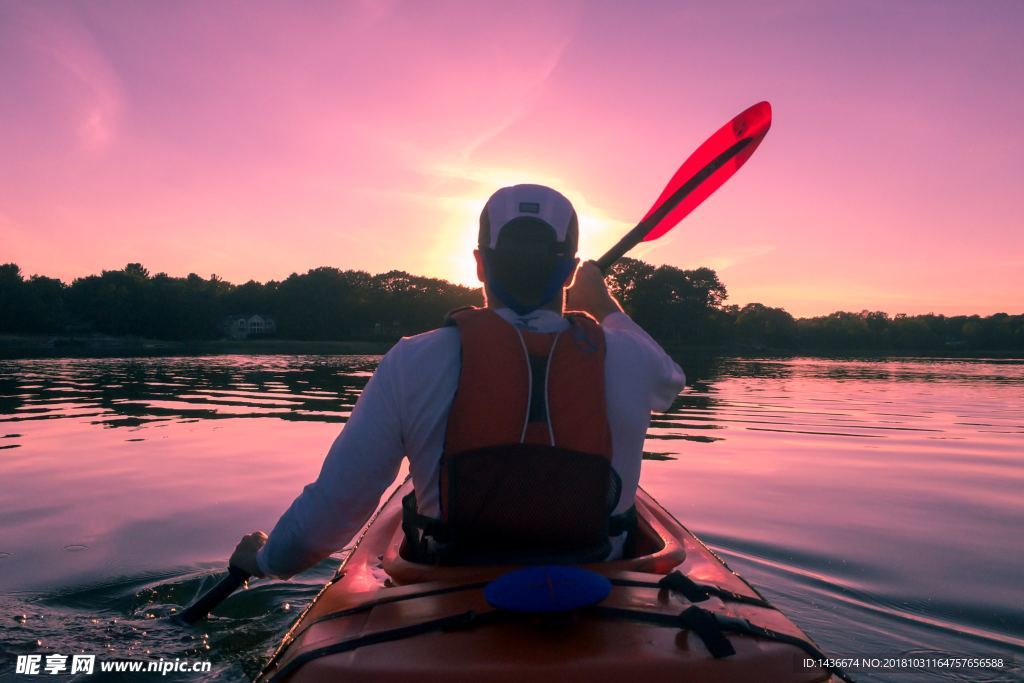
[0,354,1021,682]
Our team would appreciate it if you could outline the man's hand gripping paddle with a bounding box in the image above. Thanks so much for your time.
[595,101,772,272]
[176,101,772,625]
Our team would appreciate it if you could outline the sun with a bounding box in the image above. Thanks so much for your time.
[420,166,633,287]
[427,196,485,288]
[451,236,483,288]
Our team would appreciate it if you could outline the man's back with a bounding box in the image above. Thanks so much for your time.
[254,305,683,578]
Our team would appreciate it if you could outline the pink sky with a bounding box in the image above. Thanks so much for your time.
[1,1,1021,317]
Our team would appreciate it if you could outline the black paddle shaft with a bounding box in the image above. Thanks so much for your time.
[177,566,250,625]
[594,137,754,274]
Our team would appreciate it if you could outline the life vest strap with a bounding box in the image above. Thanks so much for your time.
[441,307,611,458]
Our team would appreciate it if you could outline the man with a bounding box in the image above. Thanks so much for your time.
[231,184,684,577]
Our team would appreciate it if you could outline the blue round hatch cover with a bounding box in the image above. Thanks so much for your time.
[484,565,612,613]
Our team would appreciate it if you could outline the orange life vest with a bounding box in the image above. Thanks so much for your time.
[402,307,632,564]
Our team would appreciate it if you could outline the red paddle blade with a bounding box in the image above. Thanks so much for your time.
[640,101,772,242]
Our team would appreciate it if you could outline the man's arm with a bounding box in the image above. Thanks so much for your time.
[567,261,685,410]
[602,313,686,411]
[565,261,623,322]
[230,348,406,579]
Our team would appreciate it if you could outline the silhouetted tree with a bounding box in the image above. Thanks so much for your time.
[0,264,68,333]
[626,264,729,344]
[605,257,656,309]
[735,303,797,347]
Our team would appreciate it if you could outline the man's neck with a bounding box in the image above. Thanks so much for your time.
[482,290,565,316]
[491,306,569,332]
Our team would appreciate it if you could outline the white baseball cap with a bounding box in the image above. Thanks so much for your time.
[478,184,579,255]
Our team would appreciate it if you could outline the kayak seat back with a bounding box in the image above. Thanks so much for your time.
[384,491,686,585]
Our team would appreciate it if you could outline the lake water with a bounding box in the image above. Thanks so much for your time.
[1,354,1021,681]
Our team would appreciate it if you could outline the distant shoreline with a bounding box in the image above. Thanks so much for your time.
[5,261,1022,358]
[2,334,1022,361]
[662,343,1024,362]
[0,334,395,359]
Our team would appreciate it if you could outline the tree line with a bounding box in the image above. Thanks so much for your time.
[604,258,1023,352]
[1,259,1021,352]
[0,262,477,341]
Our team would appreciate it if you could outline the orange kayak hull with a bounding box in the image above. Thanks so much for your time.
[257,480,837,682]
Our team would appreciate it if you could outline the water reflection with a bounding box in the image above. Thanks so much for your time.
[0,354,1022,682]
[0,356,380,437]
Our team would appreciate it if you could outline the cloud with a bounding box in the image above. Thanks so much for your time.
[704,245,778,271]
[5,3,123,153]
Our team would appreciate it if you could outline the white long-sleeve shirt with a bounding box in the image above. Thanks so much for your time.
[257,308,685,579]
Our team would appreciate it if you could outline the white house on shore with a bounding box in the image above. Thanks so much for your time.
[223,314,277,340]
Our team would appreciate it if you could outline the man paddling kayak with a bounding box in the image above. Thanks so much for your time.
[231,184,685,577]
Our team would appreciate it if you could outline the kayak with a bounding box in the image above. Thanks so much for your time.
[256,478,845,683]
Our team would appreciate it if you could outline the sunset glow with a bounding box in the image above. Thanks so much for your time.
[1,1,1022,316]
